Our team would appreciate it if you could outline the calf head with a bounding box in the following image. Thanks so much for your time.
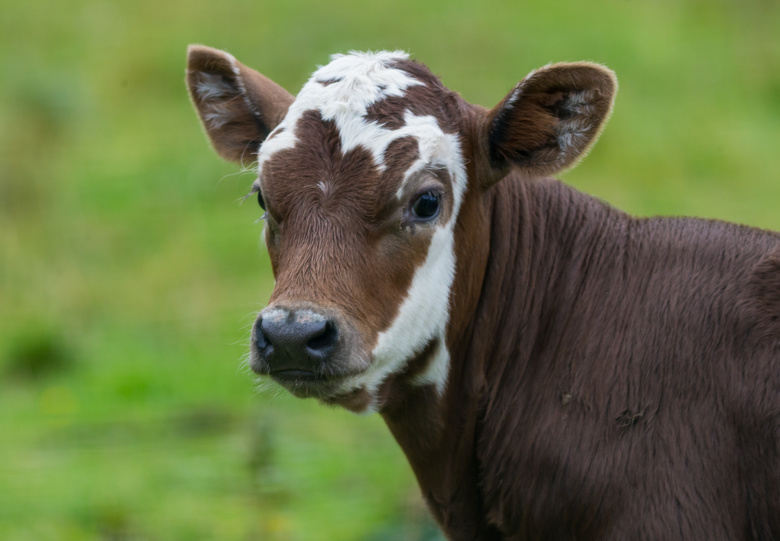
[187,46,616,413]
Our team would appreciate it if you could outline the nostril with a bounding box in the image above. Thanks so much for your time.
[306,320,338,354]
[255,319,272,351]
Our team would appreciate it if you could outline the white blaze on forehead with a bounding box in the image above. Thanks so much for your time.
[256,50,424,174]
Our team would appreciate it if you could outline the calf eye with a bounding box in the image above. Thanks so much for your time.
[257,190,266,211]
[411,192,440,220]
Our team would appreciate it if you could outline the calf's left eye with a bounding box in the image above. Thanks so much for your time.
[411,192,440,220]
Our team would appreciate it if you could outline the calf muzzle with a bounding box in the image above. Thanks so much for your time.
[253,307,339,378]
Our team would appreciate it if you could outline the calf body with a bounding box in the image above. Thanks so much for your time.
[403,178,780,538]
[186,47,780,539]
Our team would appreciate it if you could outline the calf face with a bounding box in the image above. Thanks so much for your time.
[187,47,616,413]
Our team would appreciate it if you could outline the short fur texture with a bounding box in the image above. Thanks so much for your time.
[187,48,779,540]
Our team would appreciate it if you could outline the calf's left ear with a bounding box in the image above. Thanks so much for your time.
[482,62,617,184]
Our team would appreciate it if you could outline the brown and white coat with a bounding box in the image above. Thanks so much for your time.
[187,47,780,540]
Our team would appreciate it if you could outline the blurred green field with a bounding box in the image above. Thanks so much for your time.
[1,0,779,539]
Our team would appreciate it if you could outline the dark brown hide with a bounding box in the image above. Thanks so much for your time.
[415,174,780,539]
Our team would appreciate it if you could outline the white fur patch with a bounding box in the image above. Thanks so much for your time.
[256,51,422,173]
[262,307,289,323]
[364,221,458,396]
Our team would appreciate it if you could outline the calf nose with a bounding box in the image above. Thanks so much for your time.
[255,309,339,373]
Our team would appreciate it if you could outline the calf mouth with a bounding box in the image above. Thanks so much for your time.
[261,364,368,400]
[270,368,324,380]
[269,370,335,398]
[251,351,380,413]
[267,368,336,397]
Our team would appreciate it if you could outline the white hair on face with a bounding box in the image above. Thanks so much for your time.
[256,50,422,173]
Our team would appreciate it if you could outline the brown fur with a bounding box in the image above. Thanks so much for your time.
[261,108,432,350]
[433,177,780,539]
[485,63,617,182]
[186,48,779,540]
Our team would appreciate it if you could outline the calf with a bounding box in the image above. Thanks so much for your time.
[186,46,780,540]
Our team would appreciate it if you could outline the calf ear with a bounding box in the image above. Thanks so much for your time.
[186,45,294,164]
[483,62,616,184]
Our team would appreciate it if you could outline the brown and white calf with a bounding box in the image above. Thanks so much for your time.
[186,46,780,540]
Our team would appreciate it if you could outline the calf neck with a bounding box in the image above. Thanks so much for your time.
[186,47,780,540]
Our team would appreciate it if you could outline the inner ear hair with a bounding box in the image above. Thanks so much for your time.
[485,62,617,181]
[186,45,294,164]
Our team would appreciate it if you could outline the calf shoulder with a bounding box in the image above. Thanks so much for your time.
[471,179,779,539]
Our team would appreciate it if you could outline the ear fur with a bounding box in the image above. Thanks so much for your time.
[186,45,294,164]
[484,62,617,184]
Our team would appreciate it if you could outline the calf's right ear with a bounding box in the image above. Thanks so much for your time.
[481,62,617,185]
[186,45,294,164]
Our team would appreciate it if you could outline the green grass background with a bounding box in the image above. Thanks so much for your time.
[1,0,779,539]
